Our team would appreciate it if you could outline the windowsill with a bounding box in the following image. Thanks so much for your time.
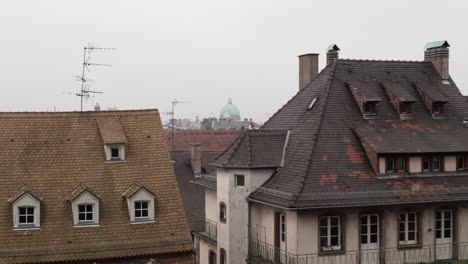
[14,226,40,231]
[74,223,100,228]
[130,219,155,225]
[105,160,128,164]
[399,114,413,120]
[363,113,377,120]
[432,113,446,119]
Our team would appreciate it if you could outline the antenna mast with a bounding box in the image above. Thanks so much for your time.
[169,99,191,150]
[77,43,115,111]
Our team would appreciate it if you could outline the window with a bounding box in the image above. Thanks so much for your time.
[399,212,418,245]
[400,102,412,114]
[422,157,431,172]
[18,207,35,225]
[209,250,217,264]
[436,210,452,240]
[387,157,407,173]
[105,144,125,162]
[387,158,395,173]
[458,155,467,171]
[78,204,94,222]
[111,147,120,160]
[124,186,155,223]
[134,201,149,220]
[219,203,226,223]
[235,174,245,187]
[432,156,442,171]
[364,102,377,114]
[320,216,342,251]
[433,103,444,114]
[220,248,226,264]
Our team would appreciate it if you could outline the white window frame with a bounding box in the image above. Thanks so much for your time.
[134,200,150,220]
[320,216,342,251]
[104,144,126,162]
[399,212,418,245]
[78,204,94,223]
[127,189,155,224]
[234,174,245,187]
[72,191,100,227]
[12,193,41,229]
[18,206,35,225]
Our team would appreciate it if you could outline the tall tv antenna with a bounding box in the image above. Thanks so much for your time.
[168,99,191,149]
[77,43,115,111]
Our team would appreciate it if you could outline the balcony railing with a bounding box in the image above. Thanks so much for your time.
[249,238,468,264]
[192,214,217,243]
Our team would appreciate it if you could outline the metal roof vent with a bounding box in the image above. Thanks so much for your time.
[307,98,318,110]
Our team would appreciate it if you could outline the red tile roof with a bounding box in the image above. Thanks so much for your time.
[0,110,193,263]
[166,130,241,152]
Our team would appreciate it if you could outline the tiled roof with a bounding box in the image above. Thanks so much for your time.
[191,174,217,190]
[67,184,100,201]
[0,110,193,262]
[213,129,289,168]
[166,130,241,152]
[8,186,43,204]
[122,183,154,199]
[96,117,128,144]
[246,59,468,209]
[382,80,417,102]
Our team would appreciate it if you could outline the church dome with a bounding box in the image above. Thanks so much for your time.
[219,98,241,121]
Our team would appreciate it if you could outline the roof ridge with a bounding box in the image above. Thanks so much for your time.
[338,58,426,63]
[289,60,338,207]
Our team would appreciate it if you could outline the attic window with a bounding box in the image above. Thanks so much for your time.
[105,144,126,162]
[307,98,318,110]
[364,102,377,114]
[400,102,412,114]
[433,103,444,114]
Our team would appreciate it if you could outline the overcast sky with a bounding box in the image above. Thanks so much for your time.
[1,0,467,123]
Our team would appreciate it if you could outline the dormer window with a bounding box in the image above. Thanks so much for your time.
[423,156,444,172]
[458,155,467,171]
[400,102,412,114]
[67,185,100,227]
[122,184,155,224]
[105,144,126,162]
[433,103,444,114]
[8,186,42,230]
[364,102,377,114]
[386,157,407,174]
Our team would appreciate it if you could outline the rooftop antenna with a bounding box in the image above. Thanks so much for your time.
[77,43,116,111]
[168,99,191,150]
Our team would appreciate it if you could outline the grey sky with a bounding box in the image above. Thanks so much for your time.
[1,0,467,123]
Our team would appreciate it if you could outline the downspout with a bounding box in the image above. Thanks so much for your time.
[247,197,252,264]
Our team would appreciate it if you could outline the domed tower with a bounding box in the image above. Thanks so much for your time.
[219,98,241,121]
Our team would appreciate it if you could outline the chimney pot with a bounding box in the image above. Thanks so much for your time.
[190,143,202,176]
[424,40,450,80]
[326,44,340,66]
[298,53,319,91]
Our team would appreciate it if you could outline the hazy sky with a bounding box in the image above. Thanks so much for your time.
[1,0,467,123]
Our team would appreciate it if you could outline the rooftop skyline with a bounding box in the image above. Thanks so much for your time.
[1,0,467,122]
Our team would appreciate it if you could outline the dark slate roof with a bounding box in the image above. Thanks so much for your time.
[171,151,219,230]
[382,80,417,102]
[415,82,449,102]
[247,59,468,209]
[191,174,217,190]
[212,130,289,168]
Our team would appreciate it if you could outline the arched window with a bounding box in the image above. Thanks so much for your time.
[219,202,226,223]
[220,248,226,264]
[209,250,217,264]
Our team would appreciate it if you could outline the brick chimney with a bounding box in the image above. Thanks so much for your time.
[298,53,319,90]
[424,40,450,80]
[326,44,340,65]
[190,143,202,176]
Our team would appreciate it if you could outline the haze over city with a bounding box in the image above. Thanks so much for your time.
[1,0,467,122]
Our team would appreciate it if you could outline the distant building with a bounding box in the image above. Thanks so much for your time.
[164,98,260,131]
[0,110,193,263]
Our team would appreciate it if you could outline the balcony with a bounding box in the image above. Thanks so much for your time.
[249,238,468,264]
[192,214,217,243]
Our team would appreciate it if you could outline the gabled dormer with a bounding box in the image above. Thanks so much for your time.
[414,82,449,119]
[67,184,101,227]
[96,118,128,162]
[8,186,42,230]
[381,81,416,120]
[122,183,156,224]
[347,81,382,119]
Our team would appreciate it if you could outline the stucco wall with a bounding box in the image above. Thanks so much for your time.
[445,156,457,171]
[409,157,422,173]
[205,189,217,222]
[198,239,216,264]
